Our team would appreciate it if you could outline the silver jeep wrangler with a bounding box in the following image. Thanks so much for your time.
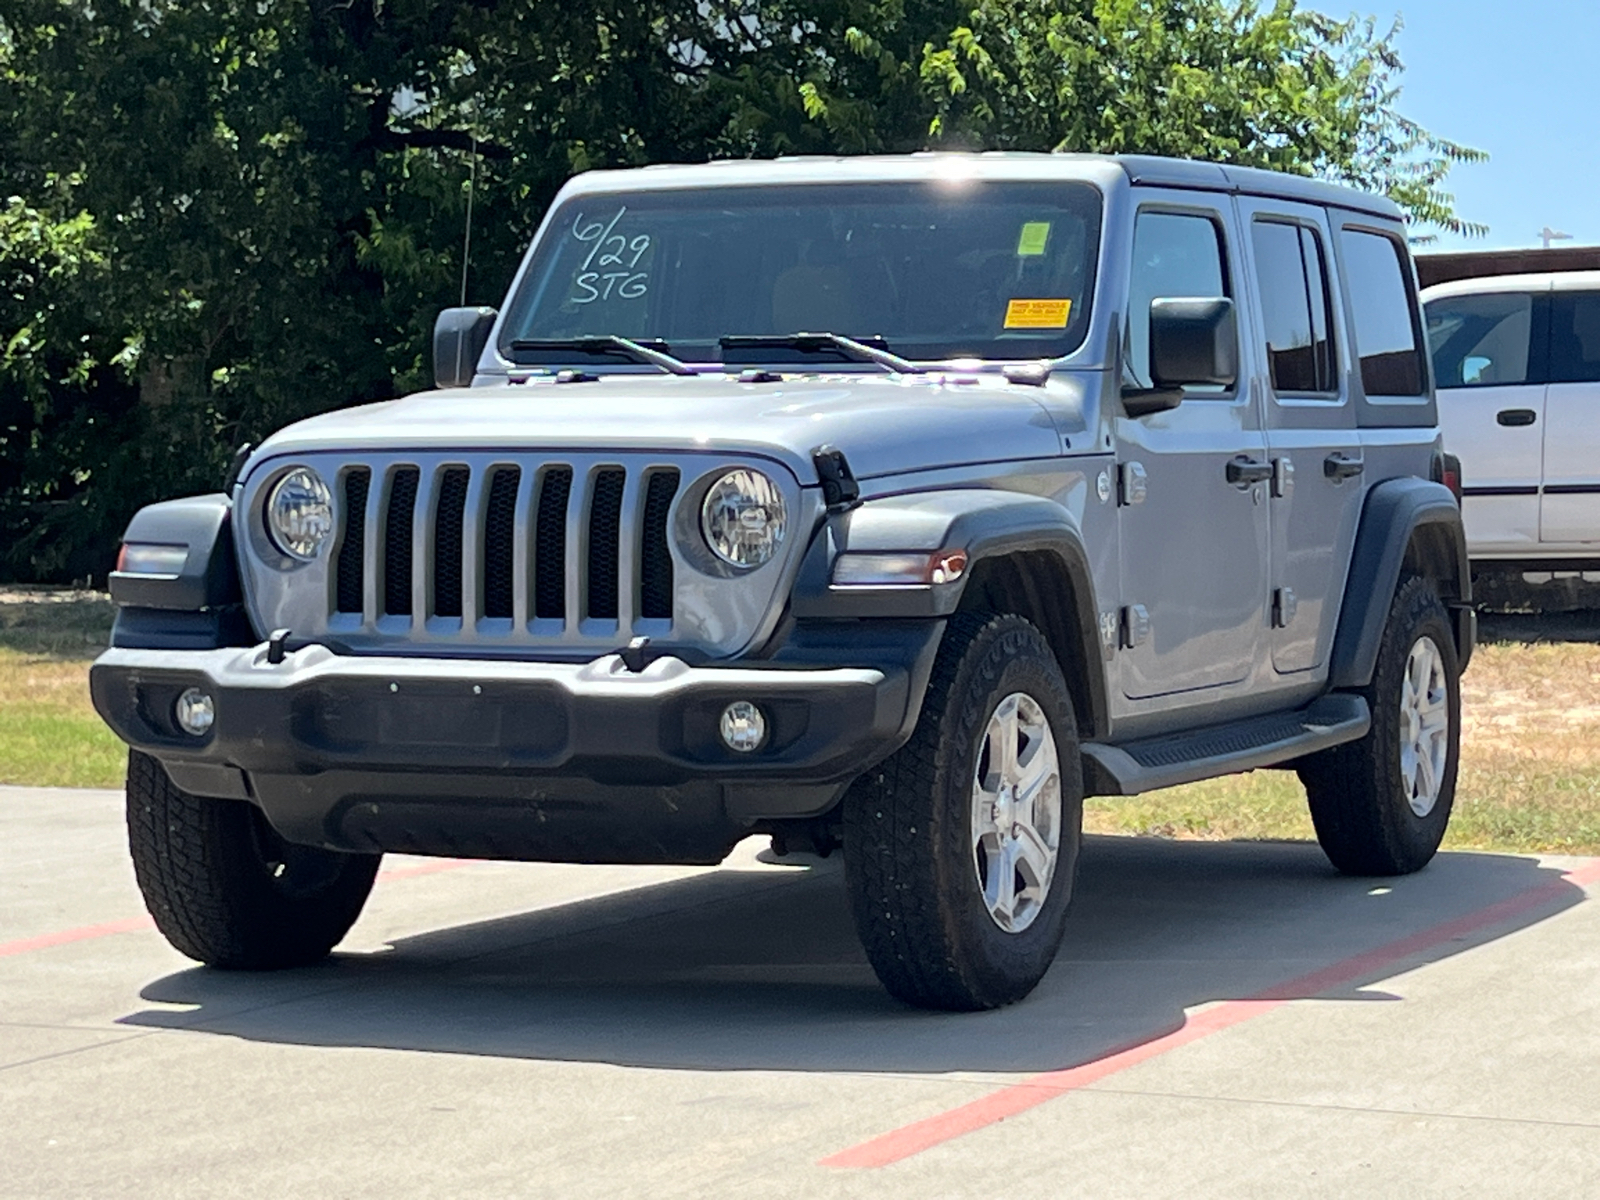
[92,154,1474,1010]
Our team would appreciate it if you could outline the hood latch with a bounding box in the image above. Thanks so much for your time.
[812,445,862,513]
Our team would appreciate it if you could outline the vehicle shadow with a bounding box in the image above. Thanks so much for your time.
[118,835,1587,1075]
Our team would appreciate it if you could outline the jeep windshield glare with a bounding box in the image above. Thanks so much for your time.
[499,181,1102,366]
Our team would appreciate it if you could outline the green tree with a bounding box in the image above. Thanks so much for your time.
[0,1,1481,582]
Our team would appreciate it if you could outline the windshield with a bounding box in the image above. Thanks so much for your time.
[499,181,1102,365]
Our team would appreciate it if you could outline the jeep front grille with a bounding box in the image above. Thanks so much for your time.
[239,449,806,660]
[333,459,681,636]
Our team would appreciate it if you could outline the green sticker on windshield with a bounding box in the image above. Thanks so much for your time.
[1017,222,1051,257]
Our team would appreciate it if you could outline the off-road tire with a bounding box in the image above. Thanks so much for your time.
[843,612,1084,1011]
[126,751,381,968]
[1299,575,1461,876]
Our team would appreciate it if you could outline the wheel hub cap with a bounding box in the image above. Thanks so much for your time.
[1398,635,1451,818]
[970,692,1062,934]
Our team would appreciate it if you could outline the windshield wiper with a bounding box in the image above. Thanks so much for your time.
[508,336,697,377]
[719,332,925,375]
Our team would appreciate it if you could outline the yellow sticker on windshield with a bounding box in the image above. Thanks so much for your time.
[1017,222,1052,256]
[1004,298,1072,329]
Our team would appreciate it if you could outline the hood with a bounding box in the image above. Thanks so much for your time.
[247,372,1093,486]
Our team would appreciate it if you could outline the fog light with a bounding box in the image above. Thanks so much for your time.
[720,700,766,753]
[174,688,215,737]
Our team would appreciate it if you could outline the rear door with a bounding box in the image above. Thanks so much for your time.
[1425,289,1546,554]
[1237,197,1363,674]
[1540,289,1600,545]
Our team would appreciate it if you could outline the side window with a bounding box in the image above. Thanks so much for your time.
[1340,228,1425,396]
[1550,293,1600,384]
[1128,210,1230,392]
[1425,293,1535,388]
[1251,220,1337,394]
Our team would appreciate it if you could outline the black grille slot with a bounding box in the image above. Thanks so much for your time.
[534,467,573,619]
[587,469,626,620]
[483,468,520,620]
[384,467,420,616]
[639,470,679,620]
[336,468,370,614]
[432,467,471,618]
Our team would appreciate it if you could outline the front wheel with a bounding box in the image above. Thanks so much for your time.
[126,751,381,968]
[1299,575,1461,875]
[843,613,1084,1011]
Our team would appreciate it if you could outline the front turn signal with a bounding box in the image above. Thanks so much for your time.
[831,549,968,587]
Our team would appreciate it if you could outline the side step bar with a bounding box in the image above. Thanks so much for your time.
[1080,693,1370,797]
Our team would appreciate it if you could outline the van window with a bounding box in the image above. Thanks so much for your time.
[1426,293,1535,387]
[1550,293,1600,384]
[1128,211,1230,392]
[1340,229,1424,396]
[1252,220,1336,393]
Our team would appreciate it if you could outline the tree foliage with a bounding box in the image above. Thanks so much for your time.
[0,0,1482,582]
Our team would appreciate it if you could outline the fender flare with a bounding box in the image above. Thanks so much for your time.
[1328,478,1473,689]
[107,494,252,650]
[788,489,1109,738]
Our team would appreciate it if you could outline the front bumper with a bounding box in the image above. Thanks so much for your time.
[90,637,932,864]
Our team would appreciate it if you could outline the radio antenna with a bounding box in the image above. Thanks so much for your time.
[460,133,478,306]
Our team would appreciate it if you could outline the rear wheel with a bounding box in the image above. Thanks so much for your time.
[844,613,1083,1011]
[126,751,380,968]
[1299,576,1461,875]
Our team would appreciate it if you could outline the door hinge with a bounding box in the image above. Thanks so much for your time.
[1120,604,1151,648]
[1118,461,1148,506]
[1273,587,1297,629]
[1272,456,1294,499]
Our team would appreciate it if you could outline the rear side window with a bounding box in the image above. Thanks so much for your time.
[1550,293,1600,384]
[1426,293,1535,387]
[1340,229,1424,396]
[1127,210,1230,392]
[1252,220,1337,394]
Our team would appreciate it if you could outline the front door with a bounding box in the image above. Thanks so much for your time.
[1116,198,1271,699]
[1236,197,1365,674]
[1541,289,1600,545]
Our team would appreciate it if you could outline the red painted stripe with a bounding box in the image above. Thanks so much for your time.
[0,916,155,959]
[377,857,476,882]
[821,860,1600,1169]
[0,859,477,960]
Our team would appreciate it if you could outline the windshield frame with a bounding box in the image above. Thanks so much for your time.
[495,178,1105,370]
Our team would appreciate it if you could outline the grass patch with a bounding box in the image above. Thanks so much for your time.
[0,649,126,789]
[0,589,124,788]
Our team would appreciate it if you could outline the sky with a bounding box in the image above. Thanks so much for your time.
[1344,0,1600,249]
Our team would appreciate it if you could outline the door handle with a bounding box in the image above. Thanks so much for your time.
[1497,408,1537,427]
[1226,455,1273,487]
[1324,452,1365,480]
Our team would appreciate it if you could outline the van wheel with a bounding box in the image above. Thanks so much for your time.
[126,751,381,968]
[1300,576,1461,875]
[843,613,1083,1011]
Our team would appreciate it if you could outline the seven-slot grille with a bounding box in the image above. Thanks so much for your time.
[332,461,681,633]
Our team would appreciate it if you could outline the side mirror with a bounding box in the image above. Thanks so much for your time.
[433,306,498,389]
[1149,297,1237,389]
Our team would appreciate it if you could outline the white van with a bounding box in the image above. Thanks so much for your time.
[1423,271,1600,566]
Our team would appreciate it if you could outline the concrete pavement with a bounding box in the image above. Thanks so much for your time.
[3,783,1599,1197]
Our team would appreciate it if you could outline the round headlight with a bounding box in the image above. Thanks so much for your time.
[265,467,333,560]
[701,469,787,569]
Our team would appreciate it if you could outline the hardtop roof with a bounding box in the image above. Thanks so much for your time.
[560,152,1405,222]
